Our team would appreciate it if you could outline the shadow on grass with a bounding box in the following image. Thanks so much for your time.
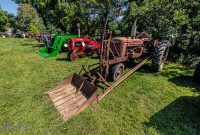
[168,75,200,92]
[56,58,68,61]
[137,63,153,73]
[21,43,43,46]
[159,69,194,78]
[33,44,45,48]
[156,64,200,92]
[124,60,153,74]
[30,44,46,48]
[20,40,45,47]
[145,96,200,135]
[56,53,100,62]
[89,55,100,60]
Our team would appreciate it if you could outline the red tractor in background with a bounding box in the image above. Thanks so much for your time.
[35,32,52,43]
[67,37,101,61]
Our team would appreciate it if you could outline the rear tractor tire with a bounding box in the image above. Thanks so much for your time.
[69,52,78,61]
[152,40,170,72]
[193,62,200,83]
[111,63,124,81]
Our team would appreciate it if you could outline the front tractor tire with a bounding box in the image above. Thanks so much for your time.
[193,62,200,83]
[111,63,125,81]
[152,41,170,72]
[69,52,78,61]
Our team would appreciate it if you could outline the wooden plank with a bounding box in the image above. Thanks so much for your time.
[62,97,87,120]
[54,91,83,107]
[50,86,76,100]
[57,95,87,112]
[49,84,74,95]
[48,79,71,92]
[51,88,77,103]
[63,107,79,121]
[57,94,84,111]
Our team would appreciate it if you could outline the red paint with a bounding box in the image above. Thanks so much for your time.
[68,37,101,55]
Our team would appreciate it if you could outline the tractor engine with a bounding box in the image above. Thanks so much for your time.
[111,37,145,59]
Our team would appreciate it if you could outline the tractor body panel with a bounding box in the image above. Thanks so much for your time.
[111,37,145,58]
[37,35,78,58]
[68,37,101,55]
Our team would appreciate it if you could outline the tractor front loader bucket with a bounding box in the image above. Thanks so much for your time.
[37,47,59,58]
[48,73,98,121]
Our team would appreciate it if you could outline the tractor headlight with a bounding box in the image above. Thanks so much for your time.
[64,43,68,47]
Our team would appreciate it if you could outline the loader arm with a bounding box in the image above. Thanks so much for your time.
[52,35,76,50]
[51,36,61,49]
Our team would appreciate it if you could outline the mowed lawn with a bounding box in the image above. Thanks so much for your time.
[0,38,199,135]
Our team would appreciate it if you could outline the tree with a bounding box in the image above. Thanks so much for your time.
[123,0,200,64]
[0,10,9,32]
[6,13,18,30]
[17,4,45,34]
[12,0,127,35]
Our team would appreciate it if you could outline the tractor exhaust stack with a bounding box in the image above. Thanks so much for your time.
[131,19,138,39]
[77,23,81,38]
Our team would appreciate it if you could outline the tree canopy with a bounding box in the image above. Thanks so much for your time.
[8,0,200,64]
[0,10,9,32]
[17,3,45,34]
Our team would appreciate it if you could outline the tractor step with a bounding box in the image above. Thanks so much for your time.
[48,73,97,121]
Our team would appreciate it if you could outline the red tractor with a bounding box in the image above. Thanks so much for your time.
[67,37,101,61]
[35,32,52,43]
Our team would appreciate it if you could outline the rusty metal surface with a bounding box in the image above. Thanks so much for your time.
[112,37,144,46]
[110,37,145,58]
[127,47,144,58]
[99,32,147,81]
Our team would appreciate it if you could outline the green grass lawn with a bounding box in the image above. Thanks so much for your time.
[0,38,199,135]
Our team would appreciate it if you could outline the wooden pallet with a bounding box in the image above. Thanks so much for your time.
[48,83,87,121]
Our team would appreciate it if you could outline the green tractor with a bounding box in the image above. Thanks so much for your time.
[37,34,78,58]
